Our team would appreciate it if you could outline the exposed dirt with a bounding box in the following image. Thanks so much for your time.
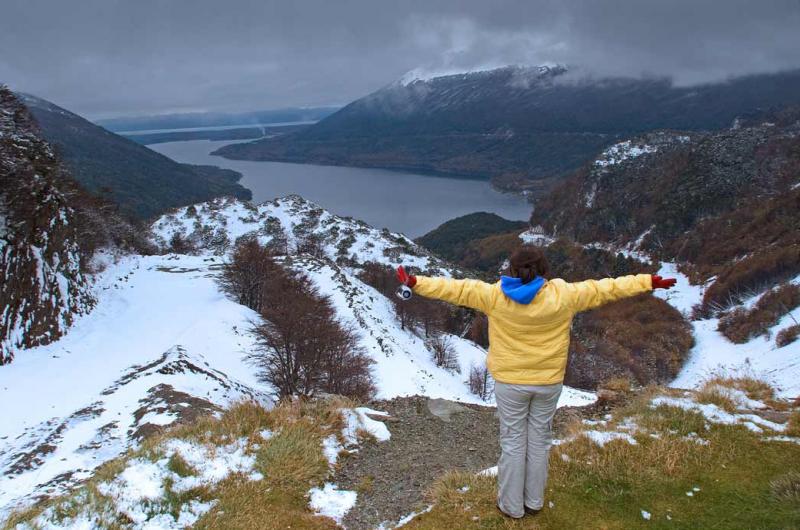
[333,395,615,529]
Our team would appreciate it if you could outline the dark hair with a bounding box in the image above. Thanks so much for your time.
[509,246,550,284]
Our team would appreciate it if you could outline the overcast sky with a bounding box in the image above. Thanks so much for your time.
[2,0,799,119]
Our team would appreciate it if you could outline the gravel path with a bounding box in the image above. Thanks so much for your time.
[333,395,607,529]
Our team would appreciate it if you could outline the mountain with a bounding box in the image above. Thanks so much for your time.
[416,212,527,266]
[97,106,339,133]
[530,111,800,313]
[18,93,252,219]
[214,66,800,193]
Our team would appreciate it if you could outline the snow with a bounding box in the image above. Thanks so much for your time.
[342,407,392,442]
[0,254,265,516]
[398,64,562,86]
[650,262,800,398]
[478,466,498,477]
[594,140,658,168]
[35,436,260,529]
[384,505,433,528]
[519,226,555,247]
[651,396,786,433]
[582,430,638,447]
[652,262,705,317]
[308,483,357,523]
[150,195,451,276]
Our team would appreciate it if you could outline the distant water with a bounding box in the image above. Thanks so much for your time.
[116,121,316,135]
[150,139,532,238]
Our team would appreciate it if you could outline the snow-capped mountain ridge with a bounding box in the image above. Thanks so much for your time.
[398,63,568,87]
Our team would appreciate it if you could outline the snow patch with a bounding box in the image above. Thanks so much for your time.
[594,140,658,168]
[308,483,357,523]
[582,430,638,447]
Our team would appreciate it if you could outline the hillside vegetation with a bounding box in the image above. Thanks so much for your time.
[19,93,251,219]
[531,117,800,316]
[5,378,799,529]
[414,212,527,265]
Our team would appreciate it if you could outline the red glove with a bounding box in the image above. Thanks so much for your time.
[396,265,417,288]
[651,275,677,290]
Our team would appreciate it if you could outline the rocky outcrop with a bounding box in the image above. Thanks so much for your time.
[0,87,94,363]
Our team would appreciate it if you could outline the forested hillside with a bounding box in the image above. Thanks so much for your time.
[19,93,251,219]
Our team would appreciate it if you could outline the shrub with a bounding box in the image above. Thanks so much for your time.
[701,245,800,313]
[168,231,195,254]
[357,262,469,337]
[776,325,800,348]
[249,269,375,401]
[221,240,375,400]
[565,295,694,389]
[218,239,282,313]
[468,363,493,400]
[466,314,489,348]
[717,284,800,343]
[428,334,460,373]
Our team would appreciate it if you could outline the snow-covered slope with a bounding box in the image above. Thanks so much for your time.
[150,195,594,406]
[657,265,800,397]
[150,195,452,275]
[0,195,595,516]
[0,253,265,514]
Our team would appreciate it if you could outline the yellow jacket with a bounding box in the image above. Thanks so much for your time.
[413,274,653,385]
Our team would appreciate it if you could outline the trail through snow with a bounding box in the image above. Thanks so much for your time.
[0,253,264,516]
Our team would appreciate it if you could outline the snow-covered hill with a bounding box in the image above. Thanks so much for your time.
[0,195,595,517]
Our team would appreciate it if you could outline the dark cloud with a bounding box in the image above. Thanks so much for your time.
[1,0,798,118]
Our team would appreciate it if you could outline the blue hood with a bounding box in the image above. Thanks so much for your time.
[500,276,545,305]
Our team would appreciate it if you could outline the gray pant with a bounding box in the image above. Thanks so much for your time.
[494,381,562,518]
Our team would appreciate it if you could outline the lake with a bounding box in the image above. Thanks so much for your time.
[150,139,532,238]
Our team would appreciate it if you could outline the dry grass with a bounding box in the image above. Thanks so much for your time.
[787,411,800,437]
[776,324,800,348]
[770,471,800,504]
[600,377,633,394]
[2,398,357,530]
[694,383,737,413]
[703,374,775,402]
[405,383,800,529]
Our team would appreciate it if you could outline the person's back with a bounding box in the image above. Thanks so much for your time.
[409,266,654,386]
[396,246,675,519]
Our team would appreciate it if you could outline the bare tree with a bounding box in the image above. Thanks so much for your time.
[427,334,460,373]
[218,239,281,313]
[247,262,375,400]
[467,314,490,348]
[469,363,494,400]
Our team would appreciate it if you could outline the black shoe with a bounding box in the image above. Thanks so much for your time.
[524,506,541,516]
[496,503,524,519]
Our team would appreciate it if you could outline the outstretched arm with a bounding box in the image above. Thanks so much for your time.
[565,274,675,313]
[396,266,495,313]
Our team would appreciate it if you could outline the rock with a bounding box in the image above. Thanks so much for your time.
[426,398,474,422]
